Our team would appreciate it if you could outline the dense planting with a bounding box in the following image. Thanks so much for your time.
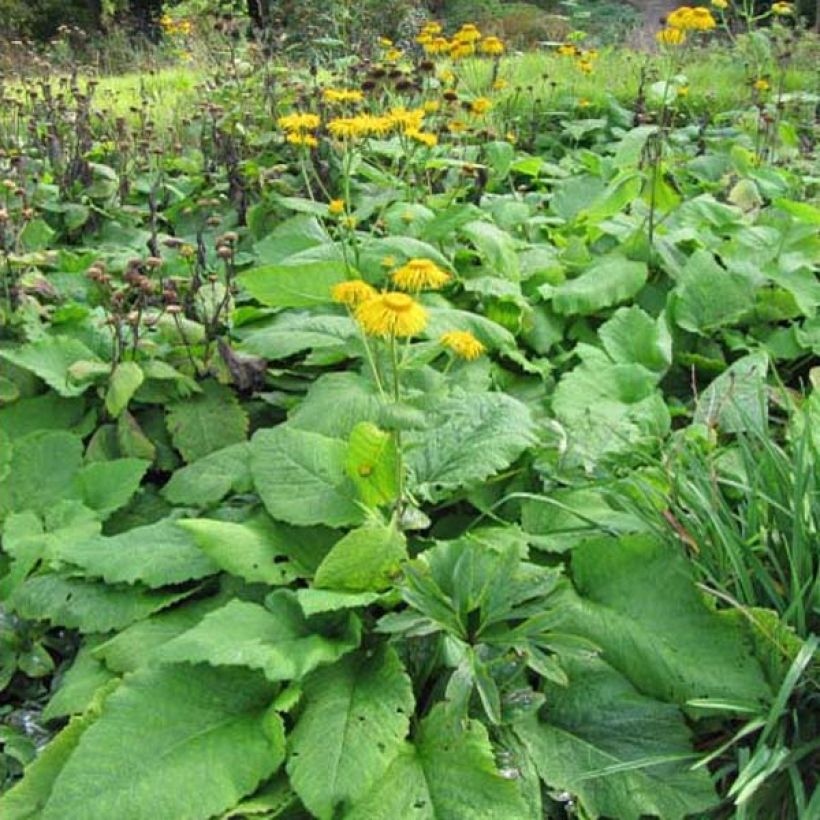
[0,8,818,820]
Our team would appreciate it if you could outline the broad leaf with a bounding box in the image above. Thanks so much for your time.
[516,656,718,820]
[240,261,347,307]
[0,336,101,397]
[74,458,150,519]
[42,665,284,820]
[251,426,363,527]
[156,593,360,681]
[345,422,399,507]
[105,362,144,418]
[42,642,117,723]
[161,442,252,507]
[287,647,414,819]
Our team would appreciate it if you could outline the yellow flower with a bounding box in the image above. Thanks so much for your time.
[426,37,451,55]
[712,0,728,8]
[385,48,403,61]
[328,115,390,140]
[391,258,451,292]
[677,85,690,96]
[557,44,577,57]
[278,112,321,132]
[666,6,693,27]
[286,132,319,148]
[332,280,376,306]
[389,106,426,133]
[450,42,475,60]
[439,69,456,85]
[448,119,468,133]
[407,129,438,148]
[323,88,364,104]
[578,97,591,108]
[356,292,428,338]
[421,21,443,35]
[378,37,393,47]
[454,23,482,43]
[423,100,441,114]
[328,199,346,215]
[470,97,492,115]
[689,6,717,28]
[440,330,486,360]
[577,59,594,75]
[656,26,687,45]
[341,215,358,230]
[479,36,505,56]
[492,79,508,91]
[754,78,770,91]
[771,1,792,13]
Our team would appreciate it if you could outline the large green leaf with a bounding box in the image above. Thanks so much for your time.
[74,458,150,519]
[345,422,399,508]
[598,306,672,374]
[0,336,101,397]
[314,523,407,592]
[562,535,771,708]
[52,518,218,588]
[287,647,414,819]
[251,426,363,527]
[105,362,144,418]
[41,665,284,820]
[238,313,357,361]
[9,574,188,633]
[543,255,647,316]
[41,642,117,723]
[179,515,304,585]
[516,656,718,820]
[694,352,768,433]
[156,593,360,681]
[166,380,249,464]
[239,261,347,307]
[406,392,537,501]
[345,703,529,819]
[460,220,520,280]
[161,442,252,507]
[0,394,86,440]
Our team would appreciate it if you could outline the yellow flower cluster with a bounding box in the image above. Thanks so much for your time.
[323,88,364,105]
[160,15,192,36]
[556,44,599,74]
[657,26,687,45]
[666,6,717,30]
[407,129,438,148]
[440,330,486,360]
[356,292,428,338]
[390,258,451,292]
[470,97,492,116]
[416,22,505,61]
[771,1,793,13]
[279,112,321,149]
[327,114,391,140]
[332,280,376,306]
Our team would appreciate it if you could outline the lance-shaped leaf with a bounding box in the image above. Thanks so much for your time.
[345,422,399,508]
[287,647,414,819]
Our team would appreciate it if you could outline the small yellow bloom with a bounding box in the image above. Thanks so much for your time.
[712,0,728,8]
[754,78,770,91]
[423,100,441,114]
[448,119,468,134]
[323,88,364,104]
[378,37,393,47]
[492,79,508,91]
[426,37,451,55]
[557,44,577,57]
[356,292,428,338]
[578,97,591,108]
[385,48,403,61]
[278,112,321,132]
[407,129,438,148]
[470,97,492,115]
[450,42,475,60]
[439,69,456,85]
[771,1,792,13]
[479,36,505,56]
[677,85,690,97]
[328,199,346,215]
[332,280,377,306]
[388,106,426,133]
[391,258,451,292]
[577,59,594,75]
[421,21,443,35]
[286,132,319,148]
[454,23,482,43]
[440,330,486,360]
[657,26,687,45]
[340,215,358,230]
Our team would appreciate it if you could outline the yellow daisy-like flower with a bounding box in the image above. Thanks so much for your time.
[577,59,594,75]
[278,112,320,132]
[479,36,505,56]
[421,21,443,35]
[328,115,391,140]
[677,85,690,97]
[323,88,364,104]
[448,119,468,133]
[388,106,426,133]
[426,37,451,55]
[385,48,403,61]
[286,132,319,148]
[771,1,792,13]
[470,97,492,115]
[440,330,486,360]
[557,44,577,57]
[356,292,428,338]
[454,23,482,43]
[332,280,376,306]
[328,199,346,215]
[689,6,717,28]
[378,36,393,47]
[657,26,687,44]
[423,100,441,114]
[439,69,456,85]
[407,129,438,148]
[492,79,508,91]
[391,258,451,292]
[712,0,728,8]
[578,97,591,108]
[754,78,770,91]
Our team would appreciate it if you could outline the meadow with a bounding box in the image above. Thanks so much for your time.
[0,6,818,819]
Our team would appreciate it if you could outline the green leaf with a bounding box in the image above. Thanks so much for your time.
[117,410,156,461]
[0,393,86,440]
[74,458,150,519]
[239,261,347,307]
[178,515,304,585]
[42,642,117,723]
[167,380,248,463]
[0,431,84,521]
[0,337,101,397]
[105,362,144,418]
[406,392,537,502]
[290,373,384,438]
[460,220,520,280]
[346,422,399,508]
[9,573,188,633]
[515,656,718,820]
[345,703,528,819]
[287,647,414,819]
[156,592,360,681]
[314,523,407,592]
[162,442,252,507]
[672,250,755,333]
[251,425,363,527]
[238,313,357,361]
[544,255,648,316]
[599,307,672,374]
[694,352,768,433]
[0,712,97,820]
[42,665,284,820]
[561,535,771,708]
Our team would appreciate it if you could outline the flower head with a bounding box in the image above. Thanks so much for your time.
[391,258,451,292]
[328,199,346,215]
[356,292,428,337]
[771,1,793,13]
[407,129,438,148]
[479,36,505,56]
[286,132,319,148]
[712,0,729,9]
[332,280,377,306]
[557,44,577,57]
[278,112,321,132]
[323,88,364,104]
[656,26,687,45]
[754,78,771,91]
[470,97,492,115]
[440,330,486,360]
